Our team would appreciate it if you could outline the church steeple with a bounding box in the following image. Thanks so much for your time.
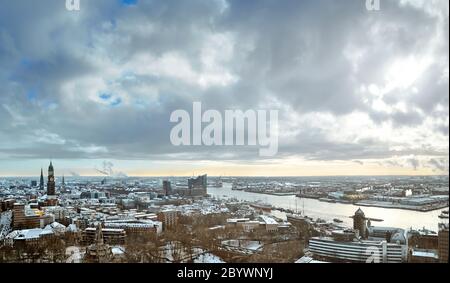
[47,161,56,196]
[61,174,66,193]
[96,223,104,246]
[39,168,44,190]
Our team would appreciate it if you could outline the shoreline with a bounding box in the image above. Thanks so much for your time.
[234,189,449,212]
[354,201,449,212]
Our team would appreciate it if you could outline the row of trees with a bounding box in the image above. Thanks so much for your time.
[1,212,308,263]
[120,212,306,263]
[0,237,70,263]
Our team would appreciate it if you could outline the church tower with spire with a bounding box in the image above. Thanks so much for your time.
[85,223,112,263]
[47,161,56,197]
[39,168,44,191]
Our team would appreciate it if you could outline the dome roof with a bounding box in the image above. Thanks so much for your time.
[355,208,365,216]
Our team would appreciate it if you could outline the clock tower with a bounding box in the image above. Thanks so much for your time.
[47,161,56,197]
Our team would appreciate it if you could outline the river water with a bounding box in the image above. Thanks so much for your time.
[208,183,449,232]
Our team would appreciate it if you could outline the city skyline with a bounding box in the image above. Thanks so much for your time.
[1,159,450,177]
[1,0,448,268]
[0,0,449,177]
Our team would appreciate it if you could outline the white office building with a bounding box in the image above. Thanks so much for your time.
[309,237,407,263]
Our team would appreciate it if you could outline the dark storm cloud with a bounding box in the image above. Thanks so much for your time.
[0,0,448,171]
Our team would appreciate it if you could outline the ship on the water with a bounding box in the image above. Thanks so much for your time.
[286,213,313,226]
[208,180,223,188]
[232,182,246,191]
[249,202,273,212]
[438,213,449,219]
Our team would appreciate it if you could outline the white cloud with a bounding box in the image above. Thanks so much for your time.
[0,0,447,174]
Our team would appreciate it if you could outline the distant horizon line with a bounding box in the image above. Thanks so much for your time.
[1,174,448,178]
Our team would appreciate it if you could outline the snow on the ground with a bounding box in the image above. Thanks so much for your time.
[65,246,84,263]
[159,242,225,263]
[221,239,263,251]
[0,211,12,240]
[112,246,125,255]
[194,252,225,263]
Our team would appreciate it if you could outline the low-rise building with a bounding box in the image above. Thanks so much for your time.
[104,220,162,236]
[438,223,449,263]
[157,210,178,230]
[4,228,54,247]
[13,203,41,230]
[83,227,126,245]
[409,249,439,263]
[258,215,278,232]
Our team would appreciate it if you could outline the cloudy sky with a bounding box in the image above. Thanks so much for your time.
[0,0,448,177]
